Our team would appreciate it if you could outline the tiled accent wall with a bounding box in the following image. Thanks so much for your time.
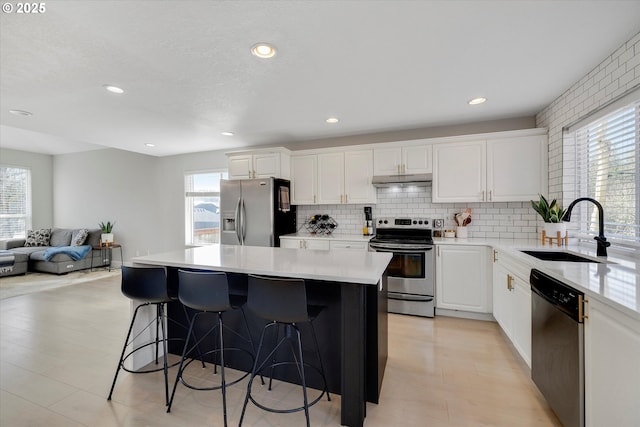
[536,31,640,204]
[296,184,539,239]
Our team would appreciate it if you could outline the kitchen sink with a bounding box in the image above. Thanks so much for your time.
[520,250,602,263]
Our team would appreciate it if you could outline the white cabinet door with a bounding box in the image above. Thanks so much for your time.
[403,145,432,174]
[228,154,253,180]
[317,152,344,204]
[253,153,280,178]
[585,299,640,427]
[492,260,513,337]
[291,155,317,205]
[432,140,486,202]
[373,147,402,175]
[487,135,546,202]
[435,245,490,313]
[344,150,375,204]
[280,238,302,249]
[304,239,330,250]
[511,274,531,367]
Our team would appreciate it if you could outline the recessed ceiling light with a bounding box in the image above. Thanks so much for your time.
[103,84,125,94]
[145,143,155,147]
[221,131,234,136]
[251,43,276,59]
[468,97,487,105]
[326,117,339,124]
[9,109,33,116]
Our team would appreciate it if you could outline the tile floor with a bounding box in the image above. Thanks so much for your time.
[0,273,561,426]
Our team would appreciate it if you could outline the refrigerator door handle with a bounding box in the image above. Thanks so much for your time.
[234,197,242,244]
[241,198,247,244]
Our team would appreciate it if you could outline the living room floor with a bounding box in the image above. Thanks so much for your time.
[0,273,561,426]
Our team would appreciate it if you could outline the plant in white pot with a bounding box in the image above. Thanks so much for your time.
[531,195,567,237]
[99,221,115,244]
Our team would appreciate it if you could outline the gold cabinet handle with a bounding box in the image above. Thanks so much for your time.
[489,190,492,201]
[345,194,348,203]
[299,240,303,249]
[397,164,400,175]
[402,164,406,174]
[340,194,343,203]
[493,249,498,262]
[579,296,588,322]
[507,274,514,291]
[313,195,316,203]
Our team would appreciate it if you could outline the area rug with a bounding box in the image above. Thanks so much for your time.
[0,269,120,300]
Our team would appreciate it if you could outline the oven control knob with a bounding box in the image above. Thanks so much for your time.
[383,220,388,224]
[418,220,423,224]
[413,220,417,224]
[378,220,383,225]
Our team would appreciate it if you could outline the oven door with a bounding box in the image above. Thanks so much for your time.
[369,245,434,296]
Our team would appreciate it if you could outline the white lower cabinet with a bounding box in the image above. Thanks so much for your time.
[584,299,640,427]
[329,240,368,251]
[435,245,491,313]
[492,250,531,366]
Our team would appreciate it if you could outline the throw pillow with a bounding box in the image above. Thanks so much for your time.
[71,229,89,246]
[24,229,52,247]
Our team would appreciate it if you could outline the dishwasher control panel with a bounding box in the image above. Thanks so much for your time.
[530,269,584,321]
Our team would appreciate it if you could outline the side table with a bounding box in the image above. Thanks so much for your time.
[91,243,123,272]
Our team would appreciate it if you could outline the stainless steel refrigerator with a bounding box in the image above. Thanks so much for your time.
[220,178,296,247]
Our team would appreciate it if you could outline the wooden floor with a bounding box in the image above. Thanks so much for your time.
[0,272,561,426]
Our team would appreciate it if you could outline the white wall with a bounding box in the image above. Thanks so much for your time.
[0,148,53,229]
[156,150,228,251]
[53,148,165,260]
[537,31,640,203]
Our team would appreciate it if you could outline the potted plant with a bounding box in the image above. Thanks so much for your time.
[531,195,567,236]
[99,221,115,244]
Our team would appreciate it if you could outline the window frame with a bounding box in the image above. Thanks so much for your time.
[184,169,227,246]
[0,165,32,239]
[564,91,640,248]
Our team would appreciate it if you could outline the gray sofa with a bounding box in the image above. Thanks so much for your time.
[0,228,107,276]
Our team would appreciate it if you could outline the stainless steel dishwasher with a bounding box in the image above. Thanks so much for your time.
[530,269,586,427]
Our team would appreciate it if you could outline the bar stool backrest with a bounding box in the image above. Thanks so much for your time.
[247,274,308,323]
[178,270,231,312]
[121,265,169,303]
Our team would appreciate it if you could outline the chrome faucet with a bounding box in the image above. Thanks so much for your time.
[562,197,610,257]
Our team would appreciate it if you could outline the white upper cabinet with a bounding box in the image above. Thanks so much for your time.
[291,149,375,205]
[226,148,290,180]
[344,150,375,204]
[317,152,345,204]
[432,140,486,202]
[373,143,432,175]
[432,130,547,203]
[487,134,547,202]
[290,155,317,205]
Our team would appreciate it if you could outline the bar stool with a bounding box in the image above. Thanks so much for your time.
[166,270,256,426]
[239,274,330,427]
[108,265,175,405]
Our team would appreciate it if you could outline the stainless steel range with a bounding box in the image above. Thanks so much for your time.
[369,217,435,318]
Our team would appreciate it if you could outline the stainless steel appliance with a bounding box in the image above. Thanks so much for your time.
[530,269,585,427]
[369,217,435,317]
[220,178,296,247]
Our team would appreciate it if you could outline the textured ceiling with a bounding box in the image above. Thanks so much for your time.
[1,1,640,156]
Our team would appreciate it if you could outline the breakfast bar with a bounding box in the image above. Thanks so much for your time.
[132,244,392,427]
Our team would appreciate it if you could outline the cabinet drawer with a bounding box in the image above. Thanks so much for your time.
[330,240,368,251]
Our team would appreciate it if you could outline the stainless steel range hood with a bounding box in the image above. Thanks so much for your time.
[371,173,432,187]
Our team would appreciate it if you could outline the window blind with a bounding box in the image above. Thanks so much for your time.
[574,100,639,242]
[0,167,32,239]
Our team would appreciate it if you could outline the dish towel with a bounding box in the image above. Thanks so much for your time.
[279,186,290,212]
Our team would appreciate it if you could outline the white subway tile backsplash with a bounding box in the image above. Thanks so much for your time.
[295,184,539,239]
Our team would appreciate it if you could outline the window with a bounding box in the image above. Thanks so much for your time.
[572,99,639,243]
[0,166,32,239]
[185,170,227,245]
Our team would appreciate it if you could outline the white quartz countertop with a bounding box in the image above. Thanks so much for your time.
[281,233,373,242]
[132,244,391,285]
[435,237,640,320]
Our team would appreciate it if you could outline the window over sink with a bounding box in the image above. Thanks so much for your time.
[565,91,639,244]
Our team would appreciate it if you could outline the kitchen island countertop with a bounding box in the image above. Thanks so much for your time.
[132,243,391,285]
